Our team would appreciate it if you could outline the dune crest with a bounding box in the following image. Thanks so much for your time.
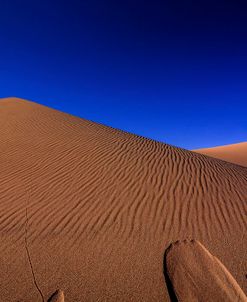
[194,142,247,167]
[164,240,247,302]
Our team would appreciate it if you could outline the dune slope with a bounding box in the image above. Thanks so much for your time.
[194,142,247,167]
[0,97,246,301]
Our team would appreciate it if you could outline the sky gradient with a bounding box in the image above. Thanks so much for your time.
[0,0,246,149]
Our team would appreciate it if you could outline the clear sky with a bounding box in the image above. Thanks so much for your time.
[0,0,246,149]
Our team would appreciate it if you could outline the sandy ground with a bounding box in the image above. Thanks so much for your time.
[194,142,247,167]
[0,97,246,301]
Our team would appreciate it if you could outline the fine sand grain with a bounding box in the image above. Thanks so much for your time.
[0,97,246,301]
[194,142,247,167]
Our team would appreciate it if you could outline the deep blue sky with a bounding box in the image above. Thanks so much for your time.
[0,0,246,149]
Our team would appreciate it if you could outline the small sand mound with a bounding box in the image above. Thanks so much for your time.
[164,240,247,302]
[48,289,64,302]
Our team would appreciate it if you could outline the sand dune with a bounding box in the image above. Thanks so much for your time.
[164,239,247,302]
[0,97,246,301]
[194,142,247,167]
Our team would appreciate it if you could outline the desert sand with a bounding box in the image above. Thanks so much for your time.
[194,142,247,167]
[0,97,246,301]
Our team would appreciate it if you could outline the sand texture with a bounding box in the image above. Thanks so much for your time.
[0,97,246,301]
[194,142,247,167]
[165,239,247,302]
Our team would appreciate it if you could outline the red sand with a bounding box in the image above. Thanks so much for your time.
[0,97,246,301]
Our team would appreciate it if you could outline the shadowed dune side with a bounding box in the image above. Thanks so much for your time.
[164,240,247,302]
[194,142,247,167]
[48,289,64,302]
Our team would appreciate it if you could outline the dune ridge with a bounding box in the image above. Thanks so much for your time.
[0,97,246,301]
[194,142,247,167]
